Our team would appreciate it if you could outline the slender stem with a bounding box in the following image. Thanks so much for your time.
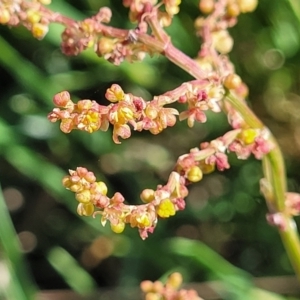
[225,91,300,279]
[265,140,287,212]
[137,32,207,79]
[145,14,207,79]
[41,6,207,79]
[280,217,300,279]
[225,91,264,128]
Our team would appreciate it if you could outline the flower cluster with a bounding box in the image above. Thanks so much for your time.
[60,7,149,64]
[61,123,272,239]
[0,0,52,39]
[123,0,181,24]
[3,0,300,296]
[48,80,225,143]
[175,128,273,182]
[140,272,203,300]
[197,0,258,54]
[194,0,258,94]
[63,167,188,240]
[43,0,277,242]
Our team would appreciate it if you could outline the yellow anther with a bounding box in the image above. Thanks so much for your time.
[238,128,257,145]
[110,221,125,233]
[76,190,91,204]
[157,199,176,218]
[27,10,41,24]
[95,181,108,195]
[136,214,151,227]
[0,9,10,24]
[77,203,94,216]
[187,166,203,182]
[32,23,49,40]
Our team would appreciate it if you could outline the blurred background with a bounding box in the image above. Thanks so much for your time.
[0,0,300,299]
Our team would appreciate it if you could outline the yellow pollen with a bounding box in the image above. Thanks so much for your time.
[157,199,176,218]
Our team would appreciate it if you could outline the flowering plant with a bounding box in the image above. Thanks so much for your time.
[1,0,300,299]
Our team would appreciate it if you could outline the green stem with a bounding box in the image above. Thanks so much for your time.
[264,141,287,212]
[280,217,300,278]
[225,92,264,129]
[225,91,300,280]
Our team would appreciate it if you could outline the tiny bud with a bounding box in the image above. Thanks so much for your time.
[285,192,300,215]
[97,37,115,56]
[69,184,83,193]
[97,7,112,23]
[199,0,215,14]
[140,189,155,203]
[62,176,72,188]
[53,91,71,107]
[199,161,215,174]
[38,0,51,4]
[110,221,125,233]
[237,0,258,13]
[212,30,234,54]
[31,23,49,40]
[195,57,214,73]
[145,106,158,119]
[27,10,41,24]
[145,293,160,300]
[105,84,125,102]
[157,199,176,218]
[77,100,93,111]
[194,17,205,30]
[266,213,287,231]
[166,4,180,16]
[187,166,203,182]
[178,95,187,103]
[76,167,88,177]
[140,280,154,292]
[152,281,164,292]
[236,82,249,98]
[85,171,97,183]
[111,192,125,204]
[238,128,258,145]
[167,114,176,127]
[77,203,94,216]
[223,74,242,90]
[94,181,108,195]
[167,272,183,289]
[0,9,10,24]
[227,3,240,17]
[76,190,91,204]
[159,12,172,27]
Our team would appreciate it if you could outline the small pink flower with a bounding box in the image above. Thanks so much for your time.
[266,213,287,231]
[285,192,300,216]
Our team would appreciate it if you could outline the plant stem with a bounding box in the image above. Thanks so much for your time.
[280,217,300,278]
[225,91,300,280]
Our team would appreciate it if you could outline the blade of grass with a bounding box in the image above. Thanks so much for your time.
[166,237,288,300]
[0,118,109,233]
[47,246,96,295]
[0,185,37,300]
